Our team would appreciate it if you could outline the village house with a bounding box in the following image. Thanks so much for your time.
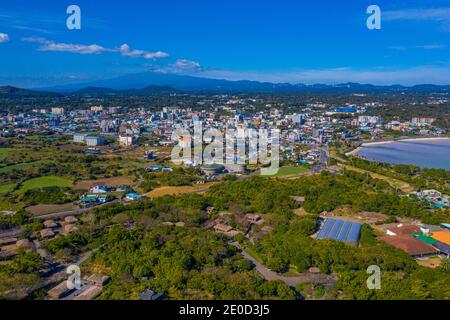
[214,224,233,233]
[64,216,78,224]
[40,228,55,239]
[139,289,164,301]
[115,185,129,192]
[86,274,111,287]
[79,194,108,207]
[124,193,145,202]
[290,196,306,204]
[385,224,421,236]
[43,220,58,229]
[60,224,78,236]
[48,281,73,299]
[72,286,103,300]
[15,239,35,251]
[90,184,109,194]
[0,237,18,247]
[245,214,262,224]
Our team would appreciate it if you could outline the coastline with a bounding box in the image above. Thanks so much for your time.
[345,147,362,156]
[398,137,450,143]
[345,136,450,157]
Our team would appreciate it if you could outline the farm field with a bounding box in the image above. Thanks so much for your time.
[0,148,15,161]
[73,176,134,190]
[273,166,310,177]
[25,203,79,216]
[16,176,73,194]
[146,182,216,198]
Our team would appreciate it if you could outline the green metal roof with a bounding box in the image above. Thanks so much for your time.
[411,233,438,245]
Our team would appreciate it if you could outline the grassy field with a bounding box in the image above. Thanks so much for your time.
[16,176,73,194]
[273,166,310,177]
[0,200,23,211]
[0,183,17,194]
[146,183,216,198]
[0,148,15,161]
[0,160,50,173]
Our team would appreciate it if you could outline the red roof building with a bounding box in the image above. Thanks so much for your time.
[379,235,438,257]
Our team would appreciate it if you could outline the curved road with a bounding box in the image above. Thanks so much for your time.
[31,199,121,221]
[230,241,336,289]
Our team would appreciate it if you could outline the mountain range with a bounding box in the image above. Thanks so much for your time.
[72,85,179,97]
[0,85,62,98]
[1,71,450,98]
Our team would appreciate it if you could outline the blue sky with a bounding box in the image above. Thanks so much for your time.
[1,0,450,87]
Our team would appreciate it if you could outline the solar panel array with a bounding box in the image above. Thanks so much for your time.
[317,218,362,243]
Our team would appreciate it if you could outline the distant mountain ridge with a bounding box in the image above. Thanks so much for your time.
[37,72,450,94]
[71,85,179,96]
[1,71,450,99]
[0,85,62,98]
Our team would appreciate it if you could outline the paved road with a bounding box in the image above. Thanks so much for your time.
[58,248,103,300]
[311,144,329,173]
[31,200,121,221]
[229,241,336,290]
[32,247,100,300]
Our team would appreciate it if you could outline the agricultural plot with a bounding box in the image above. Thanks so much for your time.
[16,176,73,194]
[0,148,15,161]
[273,166,310,177]
[0,160,49,173]
[0,184,16,194]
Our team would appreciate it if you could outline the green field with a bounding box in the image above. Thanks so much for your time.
[16,176,73,194]
[0,148,15,161]
[273,166,310,177]
[0,160,49,173]
[0,183,16,194]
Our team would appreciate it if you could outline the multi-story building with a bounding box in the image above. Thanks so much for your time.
[358,116,381,125]
[411,117,435,126]
[85,135,104,147]
[73,133,87,143]
[118,135,136,147]
[51,107,65,115]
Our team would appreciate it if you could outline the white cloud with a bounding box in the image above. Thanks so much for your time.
[0,33,9,43]
[22,37,170,59]
[22,37,108,54]
[172,59,201,70]
[388,44,445,50]
[388,46,407,51]
[119,44,169,59]
[13,25,54,35]
[384,8,450,21]
[41,42,108,54]
[416,44,445,49]
[21,36,48,43]
[154,59,202,74]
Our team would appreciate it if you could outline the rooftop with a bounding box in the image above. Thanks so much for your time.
[430,231,450,246]
[379,235,438,256]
